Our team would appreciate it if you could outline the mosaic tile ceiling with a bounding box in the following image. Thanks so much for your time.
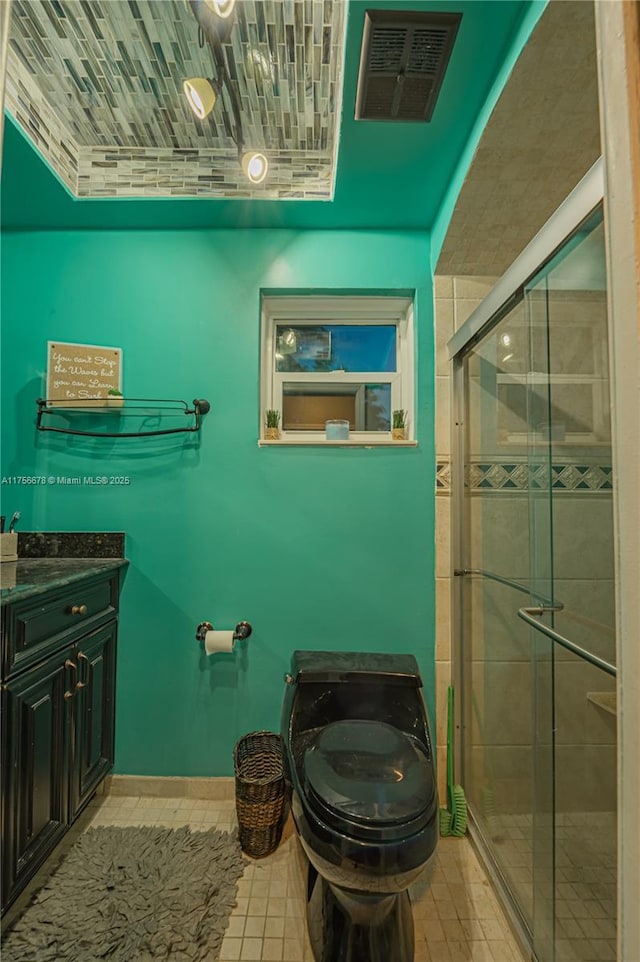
[5,0,346,198]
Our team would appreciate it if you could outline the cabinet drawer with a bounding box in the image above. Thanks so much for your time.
[3,576,118,677]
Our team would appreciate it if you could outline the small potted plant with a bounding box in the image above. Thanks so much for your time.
[105,388,124,409]
[265,409,281,440]
[392,409,408,441]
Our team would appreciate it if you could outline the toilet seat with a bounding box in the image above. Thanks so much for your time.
[303,720,435,841]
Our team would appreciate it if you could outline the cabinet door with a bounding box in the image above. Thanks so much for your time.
[70,622,117,818]
[2,653,71,910]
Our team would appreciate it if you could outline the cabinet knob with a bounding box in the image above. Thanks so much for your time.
[69,604,88,616]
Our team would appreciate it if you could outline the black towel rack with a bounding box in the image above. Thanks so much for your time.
[35,397,211,438]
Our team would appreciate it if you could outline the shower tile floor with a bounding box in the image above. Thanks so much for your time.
[6,793,528,962]
[487,812,616,962]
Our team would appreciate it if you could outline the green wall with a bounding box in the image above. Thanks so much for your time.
[0,228,435,776]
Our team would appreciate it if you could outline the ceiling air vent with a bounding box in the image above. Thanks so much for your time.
[355,9,462,122]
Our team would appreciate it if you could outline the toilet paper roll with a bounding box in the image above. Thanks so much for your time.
[204,630,236,655]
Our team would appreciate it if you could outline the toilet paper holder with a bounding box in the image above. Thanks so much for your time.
[195,620,252,642]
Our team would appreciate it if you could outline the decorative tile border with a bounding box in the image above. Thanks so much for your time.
[468,461,529,491]
[436,461,451,491]
[543,463,613,491]
[6,0,345,199]
[436,460,613,493]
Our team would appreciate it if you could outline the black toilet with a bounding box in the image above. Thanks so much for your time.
[280,650,439,962]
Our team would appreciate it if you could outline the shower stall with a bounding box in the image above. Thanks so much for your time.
[449,160,616,962]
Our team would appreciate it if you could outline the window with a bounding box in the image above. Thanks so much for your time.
[260,295,415,444]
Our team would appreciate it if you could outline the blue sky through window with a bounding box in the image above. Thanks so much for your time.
[276,325,396,372]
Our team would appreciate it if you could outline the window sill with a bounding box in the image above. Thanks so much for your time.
[258,438,418,448]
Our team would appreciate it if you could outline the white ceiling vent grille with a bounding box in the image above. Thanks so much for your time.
[355,10,462,122]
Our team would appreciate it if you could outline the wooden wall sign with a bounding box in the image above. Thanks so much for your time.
[47,341,122,405]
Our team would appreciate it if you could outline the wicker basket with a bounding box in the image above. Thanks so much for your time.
[234,730,288,858]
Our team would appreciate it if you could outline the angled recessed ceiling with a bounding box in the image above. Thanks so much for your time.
[5,0,346,199]
[436,0,600,276]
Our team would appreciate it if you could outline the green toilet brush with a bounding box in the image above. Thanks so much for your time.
[439,685,468,837]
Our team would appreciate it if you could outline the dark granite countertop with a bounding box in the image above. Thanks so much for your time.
[0,558,128,604]
[19,531,124,559]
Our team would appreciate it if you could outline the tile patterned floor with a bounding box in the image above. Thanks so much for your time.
[91,795,529,962]
[6,793,528,962]
[487,812,616,962]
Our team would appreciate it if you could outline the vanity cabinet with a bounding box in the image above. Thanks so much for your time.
[1,568,123,914]
[1,652,70,906]
[69,622,117,817]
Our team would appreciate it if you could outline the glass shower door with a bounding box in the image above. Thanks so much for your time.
[524,206,616,962]
[458,202,617,962]
[460,296,538,931]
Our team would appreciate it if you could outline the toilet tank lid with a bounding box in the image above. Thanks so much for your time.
[290,650,423,687]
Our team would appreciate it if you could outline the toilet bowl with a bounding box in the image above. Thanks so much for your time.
[280,650,439,962]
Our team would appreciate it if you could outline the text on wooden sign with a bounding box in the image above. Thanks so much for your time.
[47,341,123,403]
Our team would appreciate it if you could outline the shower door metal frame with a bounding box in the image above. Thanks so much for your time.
[448,157,607,956]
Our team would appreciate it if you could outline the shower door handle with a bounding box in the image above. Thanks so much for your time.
[517,606,616,677]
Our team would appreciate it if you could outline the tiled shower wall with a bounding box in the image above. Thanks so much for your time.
[434,274,497,798]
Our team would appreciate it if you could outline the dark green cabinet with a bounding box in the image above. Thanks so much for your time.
[70,624,117,818]
[2,653,70,902]
[1,571,122,914]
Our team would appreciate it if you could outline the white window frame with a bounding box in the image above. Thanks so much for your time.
[260,295,415,445]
